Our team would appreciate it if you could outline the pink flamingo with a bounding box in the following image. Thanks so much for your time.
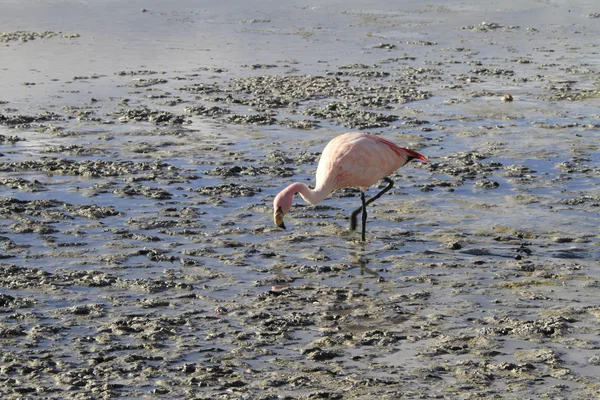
[273,132,429,241]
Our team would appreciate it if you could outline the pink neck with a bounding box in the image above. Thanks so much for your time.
[284,182,331,205]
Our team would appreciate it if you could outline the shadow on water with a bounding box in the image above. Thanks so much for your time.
[351,252,380,279]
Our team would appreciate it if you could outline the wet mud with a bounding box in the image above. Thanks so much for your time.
[1,0,599,399]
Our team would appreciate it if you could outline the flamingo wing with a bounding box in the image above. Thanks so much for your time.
[369,135,429,164]
[314,133,427,192]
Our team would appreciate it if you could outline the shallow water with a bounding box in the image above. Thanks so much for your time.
[1,0,600,398]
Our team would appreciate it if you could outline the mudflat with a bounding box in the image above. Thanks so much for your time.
[1,0,599,398]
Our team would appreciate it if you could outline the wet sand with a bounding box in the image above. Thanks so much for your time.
[1,0,599,398]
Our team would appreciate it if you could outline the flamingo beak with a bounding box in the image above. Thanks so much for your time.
[274,206,286,229]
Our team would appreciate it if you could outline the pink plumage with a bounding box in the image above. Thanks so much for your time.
[273,132,428,241]
[315,132,427,193]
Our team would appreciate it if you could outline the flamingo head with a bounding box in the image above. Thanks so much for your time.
[273,188,294,229]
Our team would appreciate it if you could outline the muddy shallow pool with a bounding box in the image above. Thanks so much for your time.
[1,0,599,398]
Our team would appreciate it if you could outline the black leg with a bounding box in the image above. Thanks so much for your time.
[349,177,395,238]
[365,177,395,207]
[361,191,367,241]
[350,205,360,231]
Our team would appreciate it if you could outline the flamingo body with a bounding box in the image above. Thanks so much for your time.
[315,132,423,193]
[273,132,428,240]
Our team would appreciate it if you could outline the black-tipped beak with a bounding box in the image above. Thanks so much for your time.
[274,207,286,229]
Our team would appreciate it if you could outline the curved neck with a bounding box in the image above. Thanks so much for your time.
[286,182,331,205]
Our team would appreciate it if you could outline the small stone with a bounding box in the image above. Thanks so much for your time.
[445,241,462,250]
[182,363,196,373]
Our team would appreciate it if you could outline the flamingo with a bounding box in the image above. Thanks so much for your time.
[273,132,429,241]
